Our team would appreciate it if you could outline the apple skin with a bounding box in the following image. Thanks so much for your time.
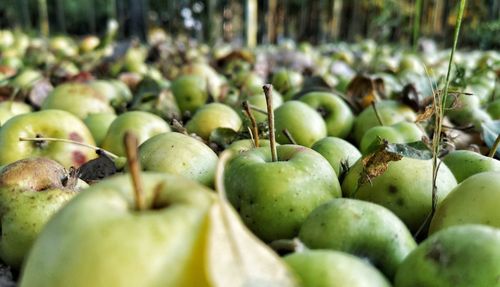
[0,101,32,126]
[311,137,361,177]
[284,250,390,287]
[271,69,304,95]
[186,103,242,140]
[83,113,117,147]
[299,198,416,279]
[226,139,272,154]
[429,172,500,234]
[359,122,424,154]
[138,132,218,187]
[274,101,327,148]
[41,82,115,119]
[171,75,208,114]
[224,145,341,242]
[353,100,416,144]
[0,109,98,168]
[442,150,500,183]
[342,157,457,233]
[395,225,500,287]
[88,80,133,109]
[101,111,171,157]
[299,92,354,139]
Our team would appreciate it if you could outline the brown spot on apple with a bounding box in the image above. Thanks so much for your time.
[72,151,87,167]
[69,132,83,143]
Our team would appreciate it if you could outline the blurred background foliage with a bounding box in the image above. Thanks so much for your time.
[0,0,499,49]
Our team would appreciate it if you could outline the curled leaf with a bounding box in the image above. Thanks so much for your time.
[77,150,117,184]
[482,120,500,158]
[346,74,381,110]
[415,105,435,123]
[401,83,420,112]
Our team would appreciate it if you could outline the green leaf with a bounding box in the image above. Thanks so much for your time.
[385,141,433,160]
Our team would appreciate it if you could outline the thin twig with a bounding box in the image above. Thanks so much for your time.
[282,129,297,145]
[124,132,146,211]
[264,84,278,162]
[242,100,260,148]
[488,134,500,158]
[19,136,119,159]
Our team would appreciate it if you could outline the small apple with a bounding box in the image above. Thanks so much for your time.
[359,122,424,154]
[186,103,242,140]
[271,69,304,95]
[284,250,390,287]
[88,79,133,110]
[41,82,115,119]
[101,111,170,157]
[274,101,327,147]
[442,150,500,182]
[395,225,500,287]
[138,132,218,187]
[299,198,416,279]
[224,145,341,242]
[181,62,227,100]
[353,100,416,144]
[429,171,500,234]
[0,158,82,268]
[83,113,117,147]
[226,139,272,154]
[299,92,354,139]
[311,137,361,178]
[0,109,97,168]
[0,101,32,126]
[243,86,283,123]
[171,75,208,114]
[342,156,457,233]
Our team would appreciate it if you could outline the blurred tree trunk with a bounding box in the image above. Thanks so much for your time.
[245,0,257,47]
[87,0,96,34]
[55,0,65,33]
[204,0,217,45]
[267,0,277,44]
[129,0,148,41]
[38,0,49,36]
[20,0,31,30]
[299,0,321,44]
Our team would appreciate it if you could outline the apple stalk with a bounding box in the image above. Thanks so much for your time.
[264,84,278,162]
[242,100,260,148]
[123,132,146,211]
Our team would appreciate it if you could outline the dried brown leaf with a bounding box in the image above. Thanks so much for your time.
[359,144,403,186]
[415,105,435,123]
[346,75,380,110]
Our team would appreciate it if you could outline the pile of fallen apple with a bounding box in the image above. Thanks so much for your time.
[0,28,500,287]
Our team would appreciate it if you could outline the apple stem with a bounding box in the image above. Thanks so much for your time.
[264,84,278,162]
[269,238,307,254]
[123,132,146,211]
[282,129,297,145]
[171,118,188,135]
[248,104,268,115]
[19,136,119,160]
[371,102,384,126]
[488,133,500,158]
[242,100,260,148]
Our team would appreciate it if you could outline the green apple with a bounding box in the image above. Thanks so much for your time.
[83,113,117,147]
[19,172,298,287]
[486,98,500,120]
[186,103,242,140]
[226,139,272,154]
[274,101,327,147]
[359,122,424,154]
[0,109,98,168]
[353,100,416,144]
[429,171,500,234]
[79,35,100,53]
[138,132,218,187]
[311,137,361,177]
[41,82,115,119]
[299,198,416,279]
[0,158,81,268]
[342,157,457,233]
[284,250,390,287]
[88,80,133,110]
[10,69,42,90]
[271,69,304,95]
[181,62,227,100]
[224,145,341,242]
[299,92,354,139]
[395,225,500,287]
[101,111,170,157]
[171,75,208,114]
[442,150,500,182]
[244,87,284,123]
[0,101,32,126]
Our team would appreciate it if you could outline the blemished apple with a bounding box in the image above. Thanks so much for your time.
[41,82,115,119]
[0,109,98,168]
[284,250,391,287]
[395,225,500,287]
[298,198,416,279]
[101,111,171,157]
[224,145,341,242]
[299,92,354,139]
[311,137,361,177]
[19,173,299,287]
[429,171,500,234]
[0,158,82,269]
[186,103,242,140]
[342,157,457,233]
[274,101,327,147]
[138,132,218,187]
[359,121,424,154]
[442,150,500,182]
